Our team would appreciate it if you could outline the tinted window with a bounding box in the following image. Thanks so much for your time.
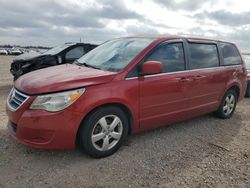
[146,43,185,73]
[65,46,85,59]
[220,43,242,65]
[189,43,219,69]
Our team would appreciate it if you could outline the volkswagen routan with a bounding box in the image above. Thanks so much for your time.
[6,35,247,158]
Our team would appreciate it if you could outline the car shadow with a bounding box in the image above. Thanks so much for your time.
[2,110,242,160]
[0,109,244,187]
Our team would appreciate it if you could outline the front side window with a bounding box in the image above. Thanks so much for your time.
[76,38,155,72]
[145,42,185,73]
[189,43,219,69]
[220,43,242,65]
[65,46,85,60]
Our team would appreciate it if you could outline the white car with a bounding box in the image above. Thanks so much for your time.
[9,49,23,55]
[0,49,8,55]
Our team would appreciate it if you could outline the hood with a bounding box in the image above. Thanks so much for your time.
[15,64,117,95]
[13,51,44,62]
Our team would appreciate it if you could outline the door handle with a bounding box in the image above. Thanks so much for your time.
[175,77,190,82]
[193,75,206,80]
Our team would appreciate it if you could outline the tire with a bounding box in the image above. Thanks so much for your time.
[215,89,237,119]
[78,106,129,158]
[245,83,250,98]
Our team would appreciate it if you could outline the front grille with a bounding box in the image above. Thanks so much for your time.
[7,88,29,111]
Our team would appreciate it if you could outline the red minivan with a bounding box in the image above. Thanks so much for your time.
[6,36,247,158]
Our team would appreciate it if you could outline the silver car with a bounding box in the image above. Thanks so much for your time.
[0,48,8,55]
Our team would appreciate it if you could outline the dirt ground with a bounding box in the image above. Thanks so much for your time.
[0,55,249,188]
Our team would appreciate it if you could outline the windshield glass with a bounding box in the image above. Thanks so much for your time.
[75,38,154,72]
[43,44,72,55]
[244,55,250,69]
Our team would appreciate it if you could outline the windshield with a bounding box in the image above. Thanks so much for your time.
[244,55,250,69]
[43,44,72,55]
[75,38,154,72]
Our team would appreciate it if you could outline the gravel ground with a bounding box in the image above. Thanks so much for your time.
[0,56,249,188]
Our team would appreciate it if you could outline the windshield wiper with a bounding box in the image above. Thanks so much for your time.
[74,60,101,70]
[82,62,101,70]
[74,60,82,66]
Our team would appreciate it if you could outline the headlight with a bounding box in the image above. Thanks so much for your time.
[30,88,85,112]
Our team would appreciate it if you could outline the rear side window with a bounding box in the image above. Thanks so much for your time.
[146,42,185,73]
[220,43,242,65]
[188,43,219,69]
[65,46,85,60]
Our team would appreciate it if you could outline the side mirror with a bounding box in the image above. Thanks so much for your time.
[140,61,163,75]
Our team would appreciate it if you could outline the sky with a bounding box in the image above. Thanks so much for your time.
[0,0,250,52]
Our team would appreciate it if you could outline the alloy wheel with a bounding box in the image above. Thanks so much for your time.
[223,94,235,116]
[91,115,123,151]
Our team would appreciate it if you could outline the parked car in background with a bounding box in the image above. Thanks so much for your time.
[0,48,8,55]
[10,43,97,80]
[8,49,23,55]
[6,36,247,158]
[242,54,250,97]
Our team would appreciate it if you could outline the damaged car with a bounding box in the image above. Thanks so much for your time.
[0,48,8,55]
[10,42,97,80]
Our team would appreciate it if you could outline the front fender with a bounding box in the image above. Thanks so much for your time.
[69,79,140,134]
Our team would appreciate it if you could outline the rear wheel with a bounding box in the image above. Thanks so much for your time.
[78,106,129,158]
[245,83,250,97]
[215,89,237,119]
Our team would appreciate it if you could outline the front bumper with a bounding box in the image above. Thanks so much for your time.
[6,103,83,149]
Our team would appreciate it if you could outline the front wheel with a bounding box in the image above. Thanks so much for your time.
[215,89,237,119]
[78,106,129,158]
